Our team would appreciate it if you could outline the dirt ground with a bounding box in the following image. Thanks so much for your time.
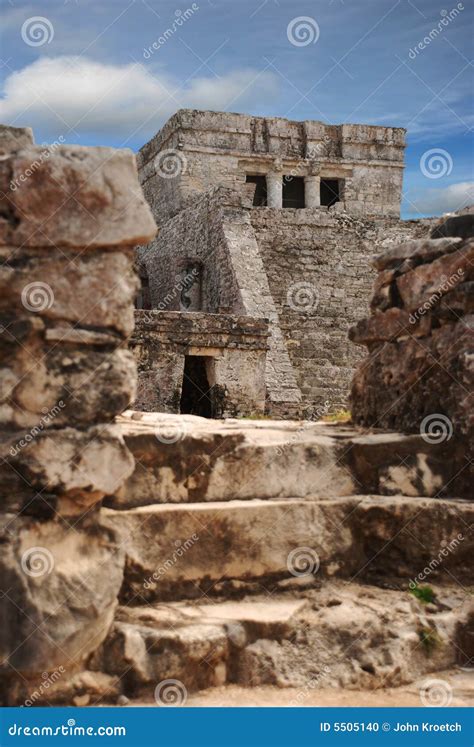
[129,669,473,708]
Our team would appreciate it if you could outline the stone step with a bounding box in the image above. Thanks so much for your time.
[102,495,473,602]
[108,410,468,509]
[96,583,472,699]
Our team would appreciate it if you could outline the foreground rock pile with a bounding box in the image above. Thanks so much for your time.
[350,213,473,494]
[0,125,156,704]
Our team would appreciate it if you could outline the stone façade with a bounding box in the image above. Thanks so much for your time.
[136,109,421,416]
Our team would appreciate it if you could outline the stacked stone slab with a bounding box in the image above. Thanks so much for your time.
[350,214,473,496]
[0,125,156,704]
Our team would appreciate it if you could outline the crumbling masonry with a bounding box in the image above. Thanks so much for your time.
[135,109,420,417]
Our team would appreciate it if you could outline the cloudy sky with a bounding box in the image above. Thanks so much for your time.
[1,0,472,217]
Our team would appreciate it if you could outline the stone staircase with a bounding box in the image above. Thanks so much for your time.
[73,411,474,706]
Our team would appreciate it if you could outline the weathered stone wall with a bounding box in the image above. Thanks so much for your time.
[0,125,157,703]
[138,109,405,226]
[138,179,419,414]
[350,213,473,495]
[250,209,418,409]
[131,310,269,416]
[137,186,302,410]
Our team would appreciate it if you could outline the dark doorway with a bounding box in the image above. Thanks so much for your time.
[282,176,305,208]
[180,356,213,417]
[320,179,340,207]
[246,175,267,206]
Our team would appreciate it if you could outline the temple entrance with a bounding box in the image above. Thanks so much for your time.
[179,356,213,417]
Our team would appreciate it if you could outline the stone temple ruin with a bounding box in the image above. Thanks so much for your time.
[0,118,472,707]
[134,110,419,418]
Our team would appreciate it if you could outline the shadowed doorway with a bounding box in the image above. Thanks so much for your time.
[179,356,213,417]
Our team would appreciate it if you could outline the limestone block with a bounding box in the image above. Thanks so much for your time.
[396,243,473,312]
[0,125,34,154]
[2,347,137,428]
[0,145,157,248]
[372,237,462,271]
[349,307,431,345]
[351,320,473,445]
[0,514,124,680]
[0,425,135,514]
[0,250,138,337]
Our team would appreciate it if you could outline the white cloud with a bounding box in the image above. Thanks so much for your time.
[405,181,474,216]
[0,56,279,142]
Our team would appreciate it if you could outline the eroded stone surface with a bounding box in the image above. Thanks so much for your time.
[0,514,124,683]
[102,495,473,602]
[1,146,157,248]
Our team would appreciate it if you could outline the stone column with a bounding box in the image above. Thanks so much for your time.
[304,175,321,207]
[0,125,157,704]
[266,172,283,208]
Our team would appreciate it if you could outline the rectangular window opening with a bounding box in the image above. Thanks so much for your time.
[246,175,267,207]
[282,175,305,208]
[320,179,341,207]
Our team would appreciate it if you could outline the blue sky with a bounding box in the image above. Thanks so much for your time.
[0,0,473,217]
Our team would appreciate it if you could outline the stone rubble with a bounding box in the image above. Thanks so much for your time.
[0,125,157,705]
[350,212,474,494]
